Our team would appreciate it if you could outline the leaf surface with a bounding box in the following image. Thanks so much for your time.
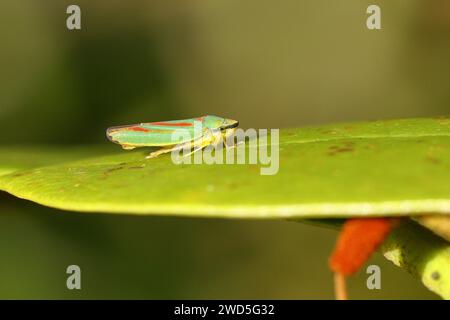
[1,118,449,218]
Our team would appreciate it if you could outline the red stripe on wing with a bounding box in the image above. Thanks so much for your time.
[128,127,151,132]
[150,122,193,127]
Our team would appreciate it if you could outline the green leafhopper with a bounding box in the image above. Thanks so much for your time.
[106,115,239,158]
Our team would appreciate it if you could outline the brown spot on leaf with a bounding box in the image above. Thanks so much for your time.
[10,171,32,178]
[128,165,146,169]
[103,166,125,177]
[106,166,124,173]
[328,146,355,156]
[426,156,441,165]
[431,271,440,280]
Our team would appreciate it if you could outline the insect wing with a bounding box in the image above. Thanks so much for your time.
[107,117,205,147]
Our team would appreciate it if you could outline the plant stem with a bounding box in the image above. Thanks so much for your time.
[381,220,450,299]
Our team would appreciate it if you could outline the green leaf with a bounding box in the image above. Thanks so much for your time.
[0,145,118,176]
[1,118,449,218]
[0,118,449,298]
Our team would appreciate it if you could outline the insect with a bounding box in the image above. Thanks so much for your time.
[106,115,239,158]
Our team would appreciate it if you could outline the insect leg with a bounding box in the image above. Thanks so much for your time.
[146,128,218,159]
[182,130,216,158]
[146,146,177,159]
[146,138,198,159]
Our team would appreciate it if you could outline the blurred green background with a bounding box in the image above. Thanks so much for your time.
[1,0,449,299]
